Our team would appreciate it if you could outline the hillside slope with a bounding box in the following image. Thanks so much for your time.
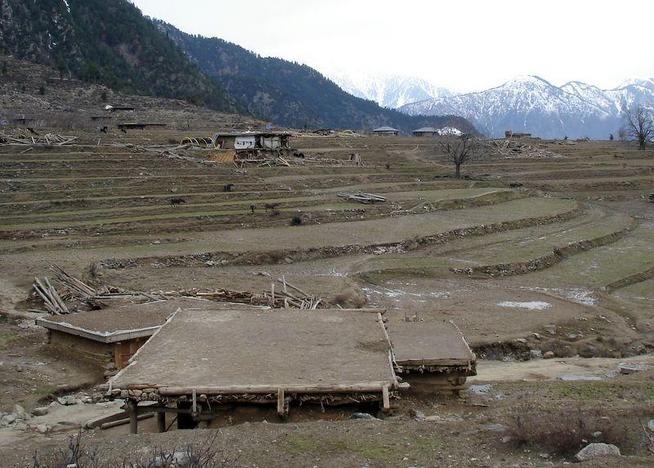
[0,0,236,112]
[155,21,475,133]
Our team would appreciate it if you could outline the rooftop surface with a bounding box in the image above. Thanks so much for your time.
[389,320,475,367]
[36,297,223,342]
[111,308,397,393]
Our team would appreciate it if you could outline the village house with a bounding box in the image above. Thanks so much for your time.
[212,131,291,151]
[412,127,439,137]
[371,126,399,136]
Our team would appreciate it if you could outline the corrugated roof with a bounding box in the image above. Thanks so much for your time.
[413,127,438,133]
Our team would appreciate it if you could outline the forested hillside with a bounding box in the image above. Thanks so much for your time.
[0,0,236,111]
[156,21,475,133]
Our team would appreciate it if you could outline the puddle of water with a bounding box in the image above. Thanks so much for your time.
[497,301,551,311]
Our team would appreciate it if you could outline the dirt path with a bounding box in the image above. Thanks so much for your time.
[471,354,654,382]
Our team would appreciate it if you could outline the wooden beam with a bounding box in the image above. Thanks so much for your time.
[158,382,391,395]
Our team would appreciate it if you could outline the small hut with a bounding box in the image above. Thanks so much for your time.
[412,127,439,137]
[372,126,399,136]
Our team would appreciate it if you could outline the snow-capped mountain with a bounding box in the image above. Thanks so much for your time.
[399,76,654,139]
[327,72,452,109]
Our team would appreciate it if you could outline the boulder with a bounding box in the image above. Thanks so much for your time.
[1,413,17,426]
[543,351,555,359]
[57,395,79,406]
[35,424,49,434]
[575,443,620,461]
[410,409,426,421]
[13,404,29,420]
[31,407,49,417]
[647,419,654,432]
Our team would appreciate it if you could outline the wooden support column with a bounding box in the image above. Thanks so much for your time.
[157,410,166,433]
[382,385,390,411]
[127,399,138,434]
[277,388,288,419]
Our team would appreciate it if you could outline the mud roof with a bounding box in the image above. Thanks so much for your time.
[35,298,221,343]
[110,307,398,395]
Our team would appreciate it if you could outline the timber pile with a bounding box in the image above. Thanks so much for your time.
[51,264,96,298]
[0,129,77,146]
[32,266,325,313]
[32,277,69,315]
[337,192,386,204]
[259,273,324,309]
[163,275,325,309]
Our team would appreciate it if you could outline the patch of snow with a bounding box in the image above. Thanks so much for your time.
[436,127,462,136]
[62,0,71,13]
[523,286,597,306]
[497,301,551,311]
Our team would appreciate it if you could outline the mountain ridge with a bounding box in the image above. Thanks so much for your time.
[154,20,476,133]
[326,72,452,109]
[399,75,654,139]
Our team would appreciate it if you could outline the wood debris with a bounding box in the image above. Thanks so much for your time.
[32,276,69,315]
[0,129,77,146]
[337,192,386,204]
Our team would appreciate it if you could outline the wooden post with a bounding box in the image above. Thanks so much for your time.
[277,388,287,419]
[382,385,390,411]
[157,410,166,433]
[127,400,138,434]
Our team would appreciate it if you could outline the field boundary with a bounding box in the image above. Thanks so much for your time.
[97,205,582,271]
[450,218,637,278]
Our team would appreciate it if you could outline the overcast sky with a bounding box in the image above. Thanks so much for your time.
[132,0,654,92]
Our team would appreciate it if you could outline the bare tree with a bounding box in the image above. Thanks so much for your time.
[623,104,654,150]
[438,134,484,178]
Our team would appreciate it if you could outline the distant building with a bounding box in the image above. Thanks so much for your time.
[505,130,532,139]
[412,127,439,137]
[213,131,291,151]
[372,126,399,136]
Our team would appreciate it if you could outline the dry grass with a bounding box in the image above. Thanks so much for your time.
[31,431,232,468]
[506,404,642,457]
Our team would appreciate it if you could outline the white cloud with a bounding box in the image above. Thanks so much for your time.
[132,0,654,91]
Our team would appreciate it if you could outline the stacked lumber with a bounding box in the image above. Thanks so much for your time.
[337,192,386,204]
[32,277,69,315]
[50,264,96,298]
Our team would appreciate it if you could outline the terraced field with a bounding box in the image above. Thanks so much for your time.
[1,134,652,357]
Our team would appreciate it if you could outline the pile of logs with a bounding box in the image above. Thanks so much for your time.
[32,277,69,315]
[337,192,386,204]
[51,264,96,298]
[0,129,77,146]
[31,266,326,314]
[260,274,324,309]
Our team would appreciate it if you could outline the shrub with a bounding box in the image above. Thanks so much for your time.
[290,215,303,226]
[506,404,637,457]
